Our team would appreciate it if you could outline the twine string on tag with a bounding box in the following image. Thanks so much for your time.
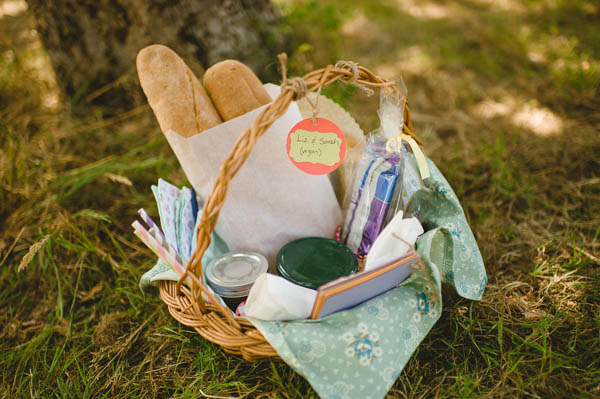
[386,131,430,180]
[304,86,323,124]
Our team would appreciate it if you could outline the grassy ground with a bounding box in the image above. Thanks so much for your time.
[1,0,599,397]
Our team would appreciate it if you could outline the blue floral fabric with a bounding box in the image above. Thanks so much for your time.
[248,156,487,399]
[406,158,487,300]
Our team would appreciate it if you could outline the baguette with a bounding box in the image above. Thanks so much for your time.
[203,60,272,121]
[136,44,222,137]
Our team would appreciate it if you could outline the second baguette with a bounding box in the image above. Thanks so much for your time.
[203,60,272,121]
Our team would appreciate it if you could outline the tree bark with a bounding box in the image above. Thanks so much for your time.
[26,0,289,105]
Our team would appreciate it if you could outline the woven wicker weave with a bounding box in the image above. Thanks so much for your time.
[158,55,421,361]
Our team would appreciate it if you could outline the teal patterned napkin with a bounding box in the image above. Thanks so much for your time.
[406,158,487,300]
[248,156,487,399]
[138,160,486,398]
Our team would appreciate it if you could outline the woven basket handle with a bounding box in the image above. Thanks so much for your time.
[179,55,421,320]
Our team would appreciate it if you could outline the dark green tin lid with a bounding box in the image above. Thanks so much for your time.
[276,237,358,289]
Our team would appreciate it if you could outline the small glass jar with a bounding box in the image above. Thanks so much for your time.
[205,251,268,311]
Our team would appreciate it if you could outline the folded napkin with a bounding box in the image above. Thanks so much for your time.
[245,273,317,321]
[364,212,424,271]
[139,180,228,291]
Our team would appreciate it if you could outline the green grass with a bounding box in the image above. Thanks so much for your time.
[2,0,600,397]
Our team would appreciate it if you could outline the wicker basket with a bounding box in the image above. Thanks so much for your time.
[158,56,422,362]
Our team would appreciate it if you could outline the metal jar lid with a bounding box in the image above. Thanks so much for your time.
[205,251,268,298]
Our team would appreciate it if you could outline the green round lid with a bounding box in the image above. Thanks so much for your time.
[276,237,358,289]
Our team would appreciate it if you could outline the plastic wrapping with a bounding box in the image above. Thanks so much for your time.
[341,81,412,256]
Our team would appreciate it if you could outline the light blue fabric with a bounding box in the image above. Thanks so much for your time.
[248,157,487,398]
[249,243,443,399]
[406,158,487,300]
[139,162,486,398]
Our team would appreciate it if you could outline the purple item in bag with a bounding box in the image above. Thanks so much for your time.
[357,163,400,255]
[343,142,402,256]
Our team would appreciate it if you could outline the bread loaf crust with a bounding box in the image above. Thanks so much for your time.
[136,44,222,137]
[203,60,272,121]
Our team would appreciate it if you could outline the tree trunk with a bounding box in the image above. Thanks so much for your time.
[26,0,289,105]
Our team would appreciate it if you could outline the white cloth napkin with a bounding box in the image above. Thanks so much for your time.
[245,273,317,321]
[365,212,424,271]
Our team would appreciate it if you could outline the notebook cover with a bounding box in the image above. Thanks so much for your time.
[310,251,420,319]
